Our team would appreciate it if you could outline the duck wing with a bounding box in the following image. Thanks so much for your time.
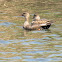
[23,23,47,30]
[31,19,53,25]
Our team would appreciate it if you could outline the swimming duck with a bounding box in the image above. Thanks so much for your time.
[21,12,48,30]
[32,14,52,29]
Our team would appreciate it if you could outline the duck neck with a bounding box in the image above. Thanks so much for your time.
[25,17,29,22]
[24,17,30,27]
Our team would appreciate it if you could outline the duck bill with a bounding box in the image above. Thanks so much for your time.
[20,14,23,16]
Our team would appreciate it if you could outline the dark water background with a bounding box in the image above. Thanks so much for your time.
[0,0,62,62]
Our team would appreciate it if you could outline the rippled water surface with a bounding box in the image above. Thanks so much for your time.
[0,0,62,62]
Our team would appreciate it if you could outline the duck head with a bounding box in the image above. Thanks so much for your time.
[21,12,30,18]
[33,14,40,21]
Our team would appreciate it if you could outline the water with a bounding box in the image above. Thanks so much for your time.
[0,0,62,62]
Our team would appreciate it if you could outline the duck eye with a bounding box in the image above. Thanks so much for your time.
[23,13,26,14]
[34,14,37,16]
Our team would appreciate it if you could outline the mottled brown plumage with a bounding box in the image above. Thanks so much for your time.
[32,14,53,29]
[21,12,48,30]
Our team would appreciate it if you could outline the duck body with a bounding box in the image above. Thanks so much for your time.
[41,24,51,29]
[32,14,52,29]
[21,12,48,30]
[23,20,47,30]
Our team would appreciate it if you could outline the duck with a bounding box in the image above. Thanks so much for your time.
[21,12,48,30]
[32,14,53,29]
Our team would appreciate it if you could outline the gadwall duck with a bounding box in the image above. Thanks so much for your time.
[32,14,52,29]
[21,12,48,30]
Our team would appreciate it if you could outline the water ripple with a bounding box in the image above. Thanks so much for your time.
[0,20,7,21]
[0,22,16,26]
[0,56,21,59]
[22,58,62,62]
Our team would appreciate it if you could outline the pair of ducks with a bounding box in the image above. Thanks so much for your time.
[21,12,52,30]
